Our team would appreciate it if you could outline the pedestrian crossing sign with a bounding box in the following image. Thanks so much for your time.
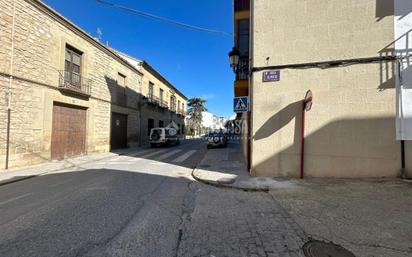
[233,97,249,113]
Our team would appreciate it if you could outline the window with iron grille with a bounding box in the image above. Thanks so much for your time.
[148,82,154,98]
[64,45,82,87]
[170,95,176,111]
[160,88,164,103]
[237,19,249,57]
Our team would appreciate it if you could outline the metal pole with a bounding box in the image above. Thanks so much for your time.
[401,140,406,178]
[5,109,11,170]
[300,102,305,179]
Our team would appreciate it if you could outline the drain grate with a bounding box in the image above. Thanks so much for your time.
[303,240,356,257]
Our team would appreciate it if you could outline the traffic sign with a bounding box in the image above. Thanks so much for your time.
[233,96,249,113]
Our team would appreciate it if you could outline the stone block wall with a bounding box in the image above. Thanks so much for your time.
[0,0,144,168]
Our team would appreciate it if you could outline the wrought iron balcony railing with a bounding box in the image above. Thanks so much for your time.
[236,57,249,80]
[58,70,92,96]
[170,103,177,113]
[147,94,160,105]
[159,100,169,109]
[177,110,186,117]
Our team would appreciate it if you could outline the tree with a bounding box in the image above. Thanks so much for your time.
[186,98,208,136]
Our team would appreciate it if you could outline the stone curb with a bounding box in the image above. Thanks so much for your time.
[0,175,41,187]
[191,168,269,192]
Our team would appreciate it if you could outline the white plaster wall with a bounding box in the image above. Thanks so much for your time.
[395,0,412,140]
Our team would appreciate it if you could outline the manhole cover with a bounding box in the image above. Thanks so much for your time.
[303,240,356,257]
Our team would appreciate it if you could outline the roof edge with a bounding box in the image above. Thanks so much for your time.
[26,0,143,76]
[142,61,188,100]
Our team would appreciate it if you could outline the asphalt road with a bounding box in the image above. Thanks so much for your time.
[0,139,305,257]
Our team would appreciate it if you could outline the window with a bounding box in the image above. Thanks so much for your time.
[178,100,181,112]
[148,118,154,136]
[235,0,250,11]
[182,103,185,113]
[148,82,154,98]
[159,89,164,103]
[237,19,249,57]
[64,45,82,87]
[159,120,164,128]
[117,73,126,87]
[170,95,176,111]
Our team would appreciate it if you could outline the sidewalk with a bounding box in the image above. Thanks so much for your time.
[192,141,299,191]
[0,147,144,186]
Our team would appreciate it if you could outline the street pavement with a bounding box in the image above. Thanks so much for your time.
[0,139,307,257]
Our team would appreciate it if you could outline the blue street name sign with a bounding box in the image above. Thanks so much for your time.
[233,96,249,113]
[263,70,280,82]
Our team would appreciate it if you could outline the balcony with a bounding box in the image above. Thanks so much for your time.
[170,103,177,113]
[58,70,91,97]
[159,99,169,109]
[147,94,160,105]
[177,110,186,117]
[236,57,249,80]
[235,0,250,11]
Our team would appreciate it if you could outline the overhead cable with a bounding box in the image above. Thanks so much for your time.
[95,0,232,37]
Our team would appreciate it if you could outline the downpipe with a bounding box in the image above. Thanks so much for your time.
[5,108,11,170]
[5,0,16,170]
[300,90,313,179]
[300,103,306,179]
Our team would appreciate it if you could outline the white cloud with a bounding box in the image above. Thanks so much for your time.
[201,94,216,100]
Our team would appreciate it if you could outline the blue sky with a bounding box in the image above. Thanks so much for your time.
[43,0,235,117]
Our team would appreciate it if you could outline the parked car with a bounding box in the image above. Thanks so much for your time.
[206,132,228,149]
[149,128,180,147]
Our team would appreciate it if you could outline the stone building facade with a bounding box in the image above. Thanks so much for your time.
[244,0,412,178]
[117,53,187,145]
[0,0,186,169]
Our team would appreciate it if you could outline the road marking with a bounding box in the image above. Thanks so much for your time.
[156,149,182,161]
[139,149,169,159]
[0,193,32,207]
[172,150,197,163]
[130,148,157,157]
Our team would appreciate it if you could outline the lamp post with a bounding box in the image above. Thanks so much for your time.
[228,47,240,73]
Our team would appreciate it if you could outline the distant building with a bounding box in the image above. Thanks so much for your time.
[116,52,187,144]
[201,112,228,131]
[231,0,412,178]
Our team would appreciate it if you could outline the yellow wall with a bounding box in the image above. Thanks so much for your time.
[140,67,187,113]
[251,0,402,178]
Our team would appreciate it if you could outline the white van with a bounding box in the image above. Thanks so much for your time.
[149,128,180,147]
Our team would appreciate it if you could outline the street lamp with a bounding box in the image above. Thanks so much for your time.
[228,47,240,73]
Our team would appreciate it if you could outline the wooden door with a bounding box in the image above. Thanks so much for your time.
[51,103,87,160]
[111,112,128,150]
